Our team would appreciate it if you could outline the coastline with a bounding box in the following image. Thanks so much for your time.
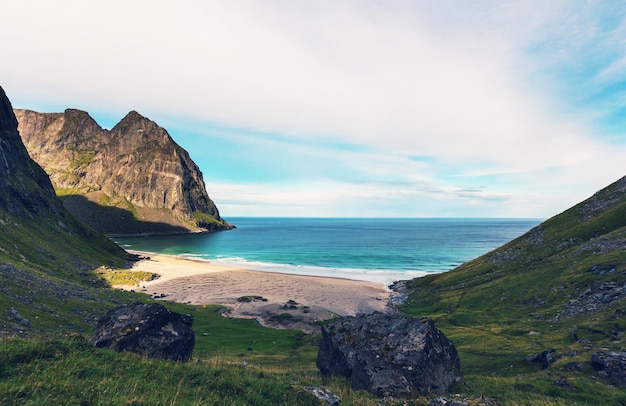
[118,251,394,333]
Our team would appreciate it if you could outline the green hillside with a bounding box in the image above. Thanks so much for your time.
[4,80,626,403]
[401,176,626,404]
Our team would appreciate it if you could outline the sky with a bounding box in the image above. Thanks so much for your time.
[3,1,626,219]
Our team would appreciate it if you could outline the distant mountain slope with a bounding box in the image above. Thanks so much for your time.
[405,175,626,321]
[15,108,233,235]
[401,175,626,399]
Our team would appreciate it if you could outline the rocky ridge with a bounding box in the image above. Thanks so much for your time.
[0,89,60,218]
[15,108,233,235]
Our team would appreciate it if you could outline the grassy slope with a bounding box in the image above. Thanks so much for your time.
[0,211,383,404]
[401,177,626,404]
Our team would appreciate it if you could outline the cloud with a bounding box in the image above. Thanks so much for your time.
[3,1,626,217]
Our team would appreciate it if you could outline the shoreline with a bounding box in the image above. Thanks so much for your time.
[119,248,431,286]
[119,251,398,333]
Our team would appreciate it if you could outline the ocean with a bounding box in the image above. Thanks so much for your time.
[114,217,541,285]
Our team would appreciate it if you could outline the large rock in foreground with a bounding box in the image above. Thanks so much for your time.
[317,312,462,397]
[91,302,194,362]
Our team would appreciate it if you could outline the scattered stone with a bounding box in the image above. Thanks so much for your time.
[304,386,341,405]
[527,349,559,369]
[522,296,546,308]
[427,397,469,406]
[237,295,267,302]
[316,312,462,397]
[91,302,194,362]
[589,265,617,275]
[565,362,583,372]
[553,377,577,392]
[283,303,298,309]
[8,308,30,326]
[591,351,626,387]
[556,281,626,320]
[388,280,410,306]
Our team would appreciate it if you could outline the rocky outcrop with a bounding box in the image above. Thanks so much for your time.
[0,87,62,218]
[591,351,626,387]
[15,108,233,235]
[316,312,462,397]
[556,279,626,320]
[91,302,195,362]
[527,349,559,369]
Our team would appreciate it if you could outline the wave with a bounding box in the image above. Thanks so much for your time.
[176,253,441,285]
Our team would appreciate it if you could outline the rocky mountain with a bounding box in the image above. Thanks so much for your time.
[15,108,233,235]
[0,89,59,218]
[0,86,128,262]
[0,85,137,336]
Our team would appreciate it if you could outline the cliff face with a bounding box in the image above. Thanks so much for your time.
[0,88,60,218]
[0,85,132,269]
[15,108,233,235]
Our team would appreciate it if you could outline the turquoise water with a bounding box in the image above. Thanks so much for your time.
[114,218,540,284]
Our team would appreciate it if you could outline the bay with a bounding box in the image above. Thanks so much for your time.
[114,218,541,284]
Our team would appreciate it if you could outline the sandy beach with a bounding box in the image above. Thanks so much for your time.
[119,252,392,333]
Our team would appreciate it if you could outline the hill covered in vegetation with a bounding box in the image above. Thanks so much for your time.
[401,175,626,404]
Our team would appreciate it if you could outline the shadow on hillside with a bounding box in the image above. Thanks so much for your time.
[61,194,191,236]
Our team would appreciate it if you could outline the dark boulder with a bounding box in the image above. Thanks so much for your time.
[91,302,194,362]
[527,349,559,369]
[591,351,626,387]
[316,312,462,397]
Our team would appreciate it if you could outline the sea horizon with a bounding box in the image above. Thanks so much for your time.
[114,217,542,285]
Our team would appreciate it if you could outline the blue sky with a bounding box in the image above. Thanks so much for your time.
[3,1,626,218]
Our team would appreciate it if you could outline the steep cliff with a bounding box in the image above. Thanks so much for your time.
[0,89,59,218]
[0,85,133,270]
[15,108,233,235]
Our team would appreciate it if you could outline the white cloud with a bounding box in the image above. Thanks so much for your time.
[3,1,626,218]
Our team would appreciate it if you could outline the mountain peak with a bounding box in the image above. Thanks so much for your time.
[14,107,233,235]
[122,110,145,121]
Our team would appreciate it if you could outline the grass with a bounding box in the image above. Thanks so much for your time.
[398,177,626,404]
[192,210,233,230]
[96,267,157,286]
[0,338,323,405]
[0,301,392,405]
[5,172,626,403]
